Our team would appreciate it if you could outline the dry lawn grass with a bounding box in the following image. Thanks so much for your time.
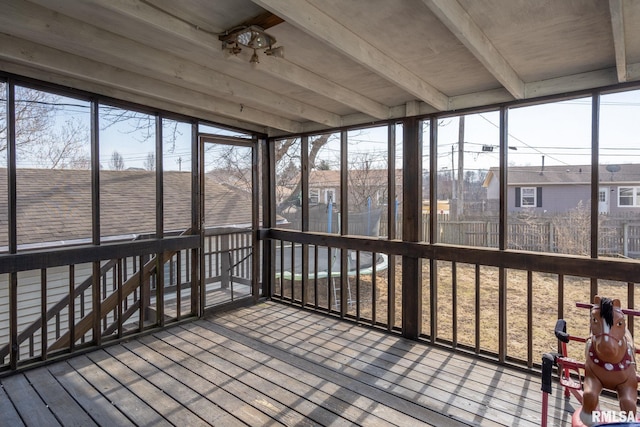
[280,257,640,366]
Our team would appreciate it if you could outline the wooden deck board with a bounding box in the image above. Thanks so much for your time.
[24,367,98,427]
[0,373,27,427]
[84,349,211,427]
[178,323,424,426]
[220,303,555,426]
[102,344,234,427]
[137,331,313,426]
[176,324,420,426]
[180,325,451,425]
[211,307,515,426]
[154,329,343,426]
[130,334,278,426]
[1,372,62,426]
[67,354,172,427]
[0,300,622,426]
[47,361,136,427]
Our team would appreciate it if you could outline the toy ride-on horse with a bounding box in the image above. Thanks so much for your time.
[541,296,640,426]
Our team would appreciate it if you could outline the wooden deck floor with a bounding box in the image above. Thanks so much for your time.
[0,301,620,426]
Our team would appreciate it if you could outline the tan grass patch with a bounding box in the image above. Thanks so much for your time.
[281,258,640,366]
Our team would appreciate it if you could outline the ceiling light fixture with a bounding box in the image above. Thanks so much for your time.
[219,25,284,63]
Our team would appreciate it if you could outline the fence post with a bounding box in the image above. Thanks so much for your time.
[623,222,629,257]
[486,221,491,247]
[548,222,554,253]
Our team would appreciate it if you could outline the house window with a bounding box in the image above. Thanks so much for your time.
[618,187,640,207]
[598,190,606,202]
[521,187,536,207]
[309,189,319,204]
[325,188,335,204]
[515,186,542,208]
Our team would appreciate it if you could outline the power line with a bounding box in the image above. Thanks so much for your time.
[478,114,570,166]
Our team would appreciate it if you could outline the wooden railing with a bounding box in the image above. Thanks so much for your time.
[266,228,640,370]
[0,259,117,361]
[202,229,254,308]
[47,250,176,352]
[0,227,261,374]
[0,231,200,373]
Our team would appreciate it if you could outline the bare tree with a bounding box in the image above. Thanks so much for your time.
[0,87,91,169]
[144,152,155,171]
[317,160,331,170]
[109,151,125,170]
[31,117,91,169]
[207,145,253,193]
[348,152,388,212]
[275,134,333,213]
[553,201,591,256]
[99,105,182,152]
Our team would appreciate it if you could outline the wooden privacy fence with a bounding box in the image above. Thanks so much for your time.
[424,217,640,258]
[293,209,640,258]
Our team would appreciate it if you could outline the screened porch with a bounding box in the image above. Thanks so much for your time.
[2,1,640,426]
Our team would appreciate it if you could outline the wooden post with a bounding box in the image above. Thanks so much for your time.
[623,222,629,257]
[221,234,230,290]
[429,117,438,342]
[498,107,508,362]
[340,130,349,318]
[402,116,422,339]
[155,114,164,326]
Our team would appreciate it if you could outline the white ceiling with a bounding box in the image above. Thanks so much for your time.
[0,0,639,136]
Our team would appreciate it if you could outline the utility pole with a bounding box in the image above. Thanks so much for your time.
[456,116,465,219]
[451,144,455,198]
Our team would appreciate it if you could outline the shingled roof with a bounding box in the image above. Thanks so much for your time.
[483,163,640,187]
[0,168,252,248]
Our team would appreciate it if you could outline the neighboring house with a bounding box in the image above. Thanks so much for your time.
[276,169,404,212]
[275,169,403,235]
[483,163,640,215]
[0,167,256,353]
[309,170,341,206]
[0,168,255,249]
[307,169,403,210]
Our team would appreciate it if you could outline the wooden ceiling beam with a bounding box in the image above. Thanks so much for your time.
[100,0,387,119]
[422,0,525,100]
[13,0,338,128]
[30,0,387,121]
[251,0,449,111]
[240,11,284,29]
[253,56,390,120]
[609,0,628,83]
[0,34,302,133]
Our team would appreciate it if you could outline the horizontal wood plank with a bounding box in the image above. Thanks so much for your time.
[47,361,136,427]
[24,367,97,427]
[67,354,172,427]
[1,372,61,426]
[0,375,26,427]
[0,301,621,426]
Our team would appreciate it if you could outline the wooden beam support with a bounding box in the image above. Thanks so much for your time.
[45,0,388,120]
[402,117,422,339]
[422,0,525,100]
[525,68,618,98]
[609,0,628,83]
[628,62,640,81]
[254,57,390,120]
[252,0,449,111]
[0,34,302,133]
[0,0,340,128]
